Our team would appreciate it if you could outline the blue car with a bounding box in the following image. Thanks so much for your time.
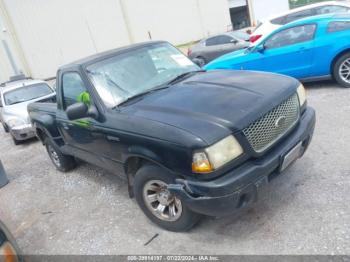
[205,13,350,88]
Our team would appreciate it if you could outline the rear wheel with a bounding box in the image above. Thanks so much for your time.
[333,53,350,88]
[45,138,76,172]
[134,164,201,232]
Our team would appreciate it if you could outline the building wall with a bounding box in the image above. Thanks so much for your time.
[250,0,290,24]
[0,0,231,80]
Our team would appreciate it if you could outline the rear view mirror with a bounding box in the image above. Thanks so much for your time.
[255,45,265,53]
[66,102,99,121]
[66,102,88,120]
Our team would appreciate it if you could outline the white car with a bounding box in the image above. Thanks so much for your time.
[0,77,55,144]
[250,1,350,45]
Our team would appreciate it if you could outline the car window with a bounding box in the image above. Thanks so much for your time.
[3,83,53,106]
[206,36,221,46]
[217,35,234,44]
[62,72,90,109]
[271,15,288,25]
[316,5,350,14]
[328,21,350,33]
[285,8,316,24]
[264,24,316,50]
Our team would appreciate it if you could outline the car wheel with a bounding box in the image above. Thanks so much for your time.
[12,136,20,145]
[2,123,9,133]
[45,138,76,172]
[134,164,201,232]
[193,57,206,67]
[333,53,350,88]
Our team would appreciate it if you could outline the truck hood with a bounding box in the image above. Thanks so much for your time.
[122,70,299,145]
[2,93,56,123]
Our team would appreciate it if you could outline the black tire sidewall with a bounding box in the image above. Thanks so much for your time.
[2,123,9,133]
[334,53,350,88]
[45,138,76,172]
[134,164,200,232]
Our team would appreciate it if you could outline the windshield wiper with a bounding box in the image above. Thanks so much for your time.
[116,85,170,107]
[166,70,205,86]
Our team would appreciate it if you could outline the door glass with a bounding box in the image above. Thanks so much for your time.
[62,72,90,109]
[205,36,221,46]
[328,21,350,33]
[264,24,316,50]
[217,35,234,44]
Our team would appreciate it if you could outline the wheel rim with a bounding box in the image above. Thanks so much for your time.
[143,180,183,222]
[339,58,350,84]
[48,145,61,167]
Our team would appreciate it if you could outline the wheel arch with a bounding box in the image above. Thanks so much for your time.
[123,149,175,198]
[331,48,350,75]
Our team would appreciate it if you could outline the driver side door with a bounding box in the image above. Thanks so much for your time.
[258,24,317,79]
[57,72,113,168]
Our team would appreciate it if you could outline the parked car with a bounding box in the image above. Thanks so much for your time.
[0,78,56,144]
[250,0,350,45]
[0,220,23,262]
[28,41,315,232]
[205,14,350,88]
[188,31,250,66]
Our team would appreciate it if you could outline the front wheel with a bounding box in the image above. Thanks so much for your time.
[45,138,76,172]
[2,123,9,133]
[134,164,201,232]
[333,53,350,88]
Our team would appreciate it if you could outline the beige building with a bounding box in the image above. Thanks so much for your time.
[0,0,232,82]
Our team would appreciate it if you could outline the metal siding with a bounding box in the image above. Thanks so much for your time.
[2,0,231,79]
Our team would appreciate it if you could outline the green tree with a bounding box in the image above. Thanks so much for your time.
[289,0,329,9]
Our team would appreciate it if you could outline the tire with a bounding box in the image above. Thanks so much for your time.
[2,123,9,133]
[12,136,20,145]
[193,57,206,67]
[134,164,201,232]
[333,52,350,88]
[45,138,76,172]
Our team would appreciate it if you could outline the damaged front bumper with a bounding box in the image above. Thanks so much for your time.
[168,107,316,217]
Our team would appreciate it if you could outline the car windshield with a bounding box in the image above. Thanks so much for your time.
[86,43,200,108]
[4,83,53,106]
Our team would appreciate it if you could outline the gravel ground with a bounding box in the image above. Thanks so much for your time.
[0,80,349,255]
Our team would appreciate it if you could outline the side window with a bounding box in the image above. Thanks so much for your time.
[285,8,316,24]
[265,24,316,50]
[328,21,350,33]
[316,5,350,15]
[62,72,90,109]
[217,35,234,44]
[205,36,221,46]
[0,94,3,107]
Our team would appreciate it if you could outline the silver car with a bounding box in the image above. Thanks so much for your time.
[188,31,250,67]
[0,79,55,144]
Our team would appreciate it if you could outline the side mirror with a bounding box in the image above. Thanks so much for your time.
[66,102,99,120]
[255,45,265,53]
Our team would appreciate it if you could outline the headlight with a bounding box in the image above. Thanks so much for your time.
[297,84,307,107]
[192,136,243,173]
[7,118,26,128]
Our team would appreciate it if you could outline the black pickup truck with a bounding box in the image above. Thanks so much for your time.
[28,41,316,232]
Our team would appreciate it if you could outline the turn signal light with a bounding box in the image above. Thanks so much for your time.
[0,242,18,262]
[192,152,213,173]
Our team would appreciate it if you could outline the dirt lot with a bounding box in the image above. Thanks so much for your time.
[0,81,350,255]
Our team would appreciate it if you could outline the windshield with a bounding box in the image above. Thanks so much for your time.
[4,83,53,106]
[86,43,200,108]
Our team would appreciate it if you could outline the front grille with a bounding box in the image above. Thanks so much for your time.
[243,93,300,153]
